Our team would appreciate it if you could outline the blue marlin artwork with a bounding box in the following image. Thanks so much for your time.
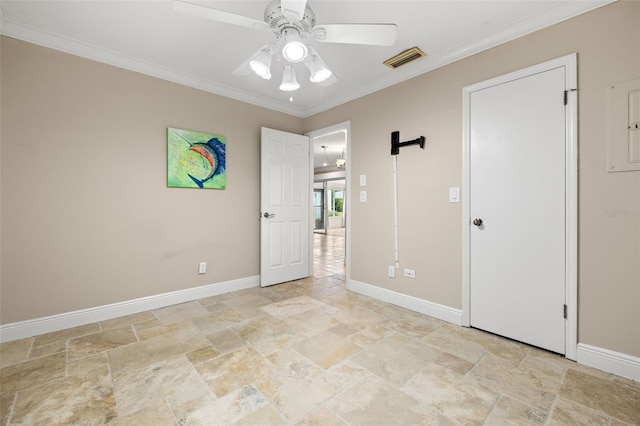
[167,128,226,189]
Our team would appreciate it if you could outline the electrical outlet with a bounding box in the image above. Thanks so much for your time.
[198,262,207,274]
[388,266,395,278]
[403,268,416,278]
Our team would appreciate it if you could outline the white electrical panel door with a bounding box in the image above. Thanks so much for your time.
[606,78,640,172]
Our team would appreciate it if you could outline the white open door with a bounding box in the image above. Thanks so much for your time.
[260,127,310,287]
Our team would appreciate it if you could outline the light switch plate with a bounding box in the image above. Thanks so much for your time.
[449,187,460,203]
[388,265,395,278]
[360,174,367,186]
[360,191,367,202]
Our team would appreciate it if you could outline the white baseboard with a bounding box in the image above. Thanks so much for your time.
[347,279,463,326]
[345,280,640,382]
[577,343,640,381]
[0,276,259,343]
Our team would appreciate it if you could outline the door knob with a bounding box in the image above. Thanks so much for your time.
[473,218,483,226]
[263,212,276,218]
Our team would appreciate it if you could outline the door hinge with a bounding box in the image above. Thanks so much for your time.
[564,88,577,105]
[563,304,568,319]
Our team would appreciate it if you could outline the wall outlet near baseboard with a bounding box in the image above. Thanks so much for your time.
[198,262,207,274]
[404,268,416,278]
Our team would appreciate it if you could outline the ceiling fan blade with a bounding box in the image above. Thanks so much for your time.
[232,43,271,75]
[319,73,338,87]
[312,24,397,46]
[232,44,272,76]
[173,1,270,31]
[281,0,308,21]
[232,58,253,76]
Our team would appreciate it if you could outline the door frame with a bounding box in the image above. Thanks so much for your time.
[461,54,578,360]
[305,121,351,280]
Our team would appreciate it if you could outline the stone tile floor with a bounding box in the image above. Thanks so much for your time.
[1,231,639,425]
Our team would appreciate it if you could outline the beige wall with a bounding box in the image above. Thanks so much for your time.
[304,0,640,357]
[0,37,302,323]
[0,31,3,314]
[1,1,638,358]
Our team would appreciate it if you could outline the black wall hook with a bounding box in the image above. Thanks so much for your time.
[391,131,425,155]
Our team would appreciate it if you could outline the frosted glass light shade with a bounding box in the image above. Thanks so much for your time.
[281,28,308,63]
[279,64,300,91]
[304,49,332,83]
[249,50,272,79]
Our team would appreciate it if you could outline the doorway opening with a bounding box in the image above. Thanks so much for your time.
[307,123,350,280]
[313,180,346,278]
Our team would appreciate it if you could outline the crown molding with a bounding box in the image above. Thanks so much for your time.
[1,1,614,119]
[0,18,304,117]
[296,0,615,118]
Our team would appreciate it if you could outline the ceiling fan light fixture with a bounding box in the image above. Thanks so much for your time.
[281,28,308,63]
[306,53,332,83]
[336,148,346,168]
[249,49,272,79]
[279,64,300,91]
[174,0,398,93]
[311,67,332,83]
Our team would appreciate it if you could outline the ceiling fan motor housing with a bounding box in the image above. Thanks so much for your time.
[264,0,316,35]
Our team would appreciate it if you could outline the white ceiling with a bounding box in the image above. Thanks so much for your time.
[0,1,613,118]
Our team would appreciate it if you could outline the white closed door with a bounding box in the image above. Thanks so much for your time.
[260,127,310,287]
[469,66,567,354]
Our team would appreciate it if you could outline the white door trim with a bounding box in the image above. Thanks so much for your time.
[305,121,351,281]
[461,53,578,360]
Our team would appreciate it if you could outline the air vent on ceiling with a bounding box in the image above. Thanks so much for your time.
[383,47,426,69]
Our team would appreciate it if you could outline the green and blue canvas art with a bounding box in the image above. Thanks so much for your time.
[167,127,226,189]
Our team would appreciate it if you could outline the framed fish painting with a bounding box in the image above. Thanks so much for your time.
[167,127,226,189]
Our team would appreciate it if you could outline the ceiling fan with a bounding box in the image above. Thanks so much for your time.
[173,0,397,92]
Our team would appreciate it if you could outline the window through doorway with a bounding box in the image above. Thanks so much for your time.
[314,188,325,231]
[313,181,345,234]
